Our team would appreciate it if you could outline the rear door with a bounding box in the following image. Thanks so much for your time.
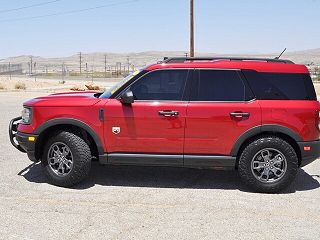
[184,69,262,156]
[104,69,191,155]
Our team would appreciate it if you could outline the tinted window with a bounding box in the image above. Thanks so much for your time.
[130,70,188,100]
[243,71,317,100]
[192,70,251,101]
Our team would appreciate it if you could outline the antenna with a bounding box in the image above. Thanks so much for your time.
[275,48,287,59]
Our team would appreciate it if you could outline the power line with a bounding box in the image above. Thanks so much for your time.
[0,0,62,14]
[0,0,139,23]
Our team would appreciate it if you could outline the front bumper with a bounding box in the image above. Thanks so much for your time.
[298,140,320,167]
[9,116,38,162]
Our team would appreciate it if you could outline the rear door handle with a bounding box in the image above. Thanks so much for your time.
[159,110,179,117]
[230,112,250,118]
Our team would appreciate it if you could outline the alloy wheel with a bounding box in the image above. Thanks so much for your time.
[47,142,74,177]
[251,148,287,183]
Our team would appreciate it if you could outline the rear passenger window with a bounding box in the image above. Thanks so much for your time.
[191,70,252,101]
[243,71,317,100]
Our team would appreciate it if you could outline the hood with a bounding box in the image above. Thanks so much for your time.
[24,91,102,107]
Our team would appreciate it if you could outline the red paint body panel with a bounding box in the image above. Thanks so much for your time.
[18,92,107,151]
[103,99,187,153]
[184,101,261,155]
[146,61,309,74]
[23,91,100,107]
[259,100,320,141]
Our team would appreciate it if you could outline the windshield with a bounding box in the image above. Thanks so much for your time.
[100,70,141,98]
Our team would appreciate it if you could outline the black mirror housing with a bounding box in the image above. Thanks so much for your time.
[120,90,134,104]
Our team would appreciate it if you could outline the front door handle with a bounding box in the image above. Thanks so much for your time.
[230,112,250,118]
[159,110,179,117]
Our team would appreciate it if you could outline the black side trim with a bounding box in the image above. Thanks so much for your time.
[184,155,236,169]
[34,118,104,154]
[230,124,303,156]
[107,153,183,166]
[99,153,236,169]
[99,109,104,122]
[260,125,302,141]
[298,140,320,167]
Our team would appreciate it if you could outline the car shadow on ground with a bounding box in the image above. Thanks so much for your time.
[18,161,320,193]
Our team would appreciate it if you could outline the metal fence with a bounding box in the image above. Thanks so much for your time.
[0,63,23,75]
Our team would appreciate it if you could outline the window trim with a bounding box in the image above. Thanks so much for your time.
[116,68,192,102]
[189,69,256,103]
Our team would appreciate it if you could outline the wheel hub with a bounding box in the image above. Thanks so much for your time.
[47,142,73,177]
[251,148,287,183]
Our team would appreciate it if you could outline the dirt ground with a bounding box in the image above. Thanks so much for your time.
[0,91,319,240]
[0,75,119,93]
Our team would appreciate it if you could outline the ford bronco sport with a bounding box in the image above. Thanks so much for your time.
[9,57,320,193]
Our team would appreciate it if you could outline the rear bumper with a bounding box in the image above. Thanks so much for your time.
[298,140,320,167]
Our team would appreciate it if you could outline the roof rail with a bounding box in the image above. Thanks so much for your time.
[162,57,294,64]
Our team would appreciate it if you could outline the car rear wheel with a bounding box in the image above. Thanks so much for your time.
[42,131,91,187]
[238,136,298,193]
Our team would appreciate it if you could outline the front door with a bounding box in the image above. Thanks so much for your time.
[104,69,191,158]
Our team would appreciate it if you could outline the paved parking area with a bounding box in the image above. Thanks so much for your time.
[0,91,319,240]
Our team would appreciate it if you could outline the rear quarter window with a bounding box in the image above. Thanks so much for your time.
[243,71,317,100]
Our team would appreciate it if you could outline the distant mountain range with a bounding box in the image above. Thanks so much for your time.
[1,48,320,72]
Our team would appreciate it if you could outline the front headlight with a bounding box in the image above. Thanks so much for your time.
[21,107,32,124]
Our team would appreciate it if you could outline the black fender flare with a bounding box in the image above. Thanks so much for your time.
[230,124,302,156]
[34,118,104,155]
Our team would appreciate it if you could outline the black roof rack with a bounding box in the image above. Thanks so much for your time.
[162,57,294,64]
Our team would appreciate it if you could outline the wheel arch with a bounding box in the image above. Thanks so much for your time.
[231,125,302,167]
[34,118,104,161]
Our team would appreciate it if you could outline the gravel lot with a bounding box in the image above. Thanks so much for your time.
[0,91,319,240]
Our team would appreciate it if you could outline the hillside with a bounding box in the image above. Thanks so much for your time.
[1,48,320,73]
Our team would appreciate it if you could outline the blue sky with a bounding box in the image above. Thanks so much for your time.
[0,0,319,58]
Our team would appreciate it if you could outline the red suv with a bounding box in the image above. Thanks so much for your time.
[9,57,320,193]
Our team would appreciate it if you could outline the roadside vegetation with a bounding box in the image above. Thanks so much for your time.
[14,82,26,90]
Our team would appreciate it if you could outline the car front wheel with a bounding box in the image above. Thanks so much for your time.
[42,131,91,187]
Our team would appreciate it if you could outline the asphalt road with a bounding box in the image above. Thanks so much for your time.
[0,91,319,240]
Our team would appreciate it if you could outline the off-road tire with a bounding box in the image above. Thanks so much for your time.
[238,136,298,193]
[42,131,91,187]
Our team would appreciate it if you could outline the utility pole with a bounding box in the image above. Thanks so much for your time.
[85,62,88,78]
[30,56,33,75]
[8,62,11,80]
[34,62,37,81]
[127,56,130,74]
[62,62,65,81]
[104,54,107,79]
[190,0,195,57]
[79,52,82,75]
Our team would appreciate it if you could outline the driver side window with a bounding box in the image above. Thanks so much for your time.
[130,70,189,101]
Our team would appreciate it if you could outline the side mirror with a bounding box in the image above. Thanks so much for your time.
[120,90,134,104]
